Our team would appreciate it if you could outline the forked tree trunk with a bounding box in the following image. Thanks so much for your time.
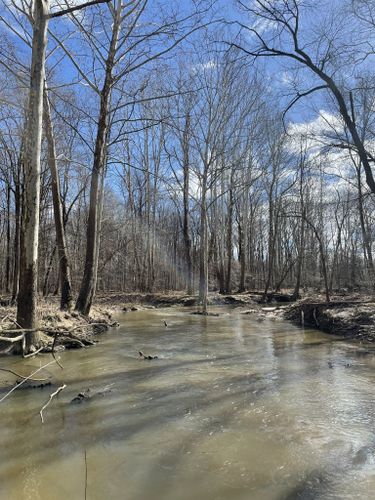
[17,0,49,352]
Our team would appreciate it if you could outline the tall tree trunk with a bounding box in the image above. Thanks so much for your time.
[225,176,234,293]
[11,166,21,304]
[5,185,11,293]
[292,215,305,300]
[293,163,306,300]
[199,172,208,314]
[17,0,49,352]
[92,156,106,295]
[263,198,275,301]
[42,244,56,296]
[75,2,121,315]
[44,88,73,309]
[304,215,330,303]
[182,113,193,294]
[238,220,244,291]
[356,163,375,284]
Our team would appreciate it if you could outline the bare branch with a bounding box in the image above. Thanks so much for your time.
[48,0,111,19]
[39,384,67,423]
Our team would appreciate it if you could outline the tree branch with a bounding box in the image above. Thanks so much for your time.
[48,0,111,19]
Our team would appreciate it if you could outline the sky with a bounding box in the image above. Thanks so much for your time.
[1,0,374,191]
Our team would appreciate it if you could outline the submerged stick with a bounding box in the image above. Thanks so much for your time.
[39,383,66,423]
[23,346,44,359]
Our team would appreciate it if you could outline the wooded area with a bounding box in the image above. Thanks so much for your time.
[1,0,375,350]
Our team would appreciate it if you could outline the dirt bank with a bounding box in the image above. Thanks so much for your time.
[95,290,295,311]
[285,298,375,341]
[0,300,117,355]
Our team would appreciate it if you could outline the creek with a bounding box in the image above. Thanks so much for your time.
[1,307,375,499]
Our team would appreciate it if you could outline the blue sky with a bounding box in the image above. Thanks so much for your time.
[1,0,368,148]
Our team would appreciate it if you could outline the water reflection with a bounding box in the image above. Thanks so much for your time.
[1,307,375,499]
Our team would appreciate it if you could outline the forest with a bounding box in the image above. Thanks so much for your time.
[0,3,373,339]
[1,0,375,346]
[0,2,374,305]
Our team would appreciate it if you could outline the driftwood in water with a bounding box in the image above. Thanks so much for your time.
[191,311,220,316]
[71,384,114,403]
[139,351,158,360]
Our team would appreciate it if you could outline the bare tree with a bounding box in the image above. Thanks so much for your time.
[232,0,375,196]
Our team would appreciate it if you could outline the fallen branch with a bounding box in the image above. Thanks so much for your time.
[23,346,44,359]
[60,336,85,348]
[39,383,66,423]
[1,314,11,323]
[0,333,25,343]
[51,334,63,370]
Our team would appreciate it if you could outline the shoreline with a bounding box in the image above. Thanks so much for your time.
[1,290,375,356]
[284,299,375,342]
[0,300,118,355]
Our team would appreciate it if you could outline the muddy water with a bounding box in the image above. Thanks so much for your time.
[1,308,375,499]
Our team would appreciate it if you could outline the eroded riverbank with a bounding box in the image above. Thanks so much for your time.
[285,299,375,342]
[1,307,375,499]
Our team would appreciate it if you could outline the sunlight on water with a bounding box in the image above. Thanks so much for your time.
[1,307,375,499]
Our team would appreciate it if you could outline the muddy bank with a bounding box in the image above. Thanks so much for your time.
[0,301,117,355]
[96,290,295,311]
[285,299,375,341]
